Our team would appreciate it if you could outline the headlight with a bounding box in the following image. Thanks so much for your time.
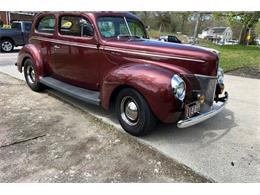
[217,67,224,84]
[171,74,186,101]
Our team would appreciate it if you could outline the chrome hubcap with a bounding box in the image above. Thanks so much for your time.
[26,65,36,84]
[120,96,139,126]
[1,41,12,52]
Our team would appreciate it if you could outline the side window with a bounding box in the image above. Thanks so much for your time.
[119,23,129,35]
[37,15,55,34]
[24,23,32,32]
[168,36,176,42]
[98,21,115,38]
[59,15,94,37]
[11,23,21,31]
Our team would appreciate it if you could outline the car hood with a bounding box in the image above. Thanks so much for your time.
[102,38,219,76]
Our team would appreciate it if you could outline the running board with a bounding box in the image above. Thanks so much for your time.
[40,77,100,106]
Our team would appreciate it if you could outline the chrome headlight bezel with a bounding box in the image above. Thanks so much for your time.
[171,74,186,101]
[217,67,224,84]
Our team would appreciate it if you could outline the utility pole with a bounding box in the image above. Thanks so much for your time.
[7,12,11,25]
[193,12,201,44]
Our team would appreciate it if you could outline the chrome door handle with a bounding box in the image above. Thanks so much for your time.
[54,45,60,49]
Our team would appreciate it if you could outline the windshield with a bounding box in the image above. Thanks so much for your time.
[97,16,147,39]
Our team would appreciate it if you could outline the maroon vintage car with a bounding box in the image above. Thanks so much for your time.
[16,12,228,136]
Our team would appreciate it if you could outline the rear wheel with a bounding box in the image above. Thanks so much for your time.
[24,58,44,92]
[115,88,157,136]
[0,39,14,52]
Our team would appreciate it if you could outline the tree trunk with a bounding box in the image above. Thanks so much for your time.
[193,12,201,43]
[239,24,252,45]
[239,25,247,44]
[181,17,185,34]
[159,23,162,36]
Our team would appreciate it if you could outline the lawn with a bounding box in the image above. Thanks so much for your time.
[148,30,260,72]
[198,40,260,72]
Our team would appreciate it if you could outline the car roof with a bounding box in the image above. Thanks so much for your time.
[37,11,140,20]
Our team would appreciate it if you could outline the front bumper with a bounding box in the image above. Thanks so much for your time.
[177,92,228,128]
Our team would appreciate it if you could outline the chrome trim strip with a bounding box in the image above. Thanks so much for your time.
[194,74,217,79]
[30,36,98,49]
[102,46,206,63]
[30,36,206,63]
[177,92,228,128]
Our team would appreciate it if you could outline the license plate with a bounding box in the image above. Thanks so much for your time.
[185,101,200,118]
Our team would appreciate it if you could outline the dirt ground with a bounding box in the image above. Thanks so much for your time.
[0,72,209,182]
[227,66,260,79]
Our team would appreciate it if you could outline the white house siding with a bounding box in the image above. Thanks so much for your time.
[199,27,233,42]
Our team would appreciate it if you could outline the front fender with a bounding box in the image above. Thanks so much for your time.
[101,63,183,123]
[17,44,45,81]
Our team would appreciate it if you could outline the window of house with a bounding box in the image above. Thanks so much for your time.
[37,15,55,34]
[59,15,94,37]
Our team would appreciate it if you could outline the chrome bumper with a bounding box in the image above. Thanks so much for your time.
[177,92,228,128]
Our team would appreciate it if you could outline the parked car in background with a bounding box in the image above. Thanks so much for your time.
[224,39,239,45]
[0,21,32,52]
[217,39,238,46]
[16,12,228,136]
[159,35,182,44]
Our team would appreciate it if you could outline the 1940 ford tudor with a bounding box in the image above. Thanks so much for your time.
[16,12,228,136]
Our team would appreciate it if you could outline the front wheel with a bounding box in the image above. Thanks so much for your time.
[24,58,44,92]
[115,88,157,136]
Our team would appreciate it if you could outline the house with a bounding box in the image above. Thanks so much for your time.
[199,27,233,43]
[0,11,36,26]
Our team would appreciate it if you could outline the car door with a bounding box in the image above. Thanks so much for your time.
[23,22,32,44]
[10,22,24,45]
[32,14,56,76]
[52,14,100,90]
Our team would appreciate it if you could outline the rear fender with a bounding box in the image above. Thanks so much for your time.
[101,63,183,123]
[17,44,45,81]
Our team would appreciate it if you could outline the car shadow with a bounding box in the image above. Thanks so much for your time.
[45,89,236,148]
[145,108,236,148]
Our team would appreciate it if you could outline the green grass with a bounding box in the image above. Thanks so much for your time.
[148,30,260,72]
[198,40,260,72]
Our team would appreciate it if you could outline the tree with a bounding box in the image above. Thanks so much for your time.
[134,11,151,26]
[176,12,192,34]
[153,12,171,34]
[192,12,212,41]
[255,21,260,37]
[215,12,260,44]
[193,12,201,40]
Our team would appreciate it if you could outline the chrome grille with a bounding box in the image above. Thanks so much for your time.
[195,75,217,112]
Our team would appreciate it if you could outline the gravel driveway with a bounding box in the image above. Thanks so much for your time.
[0,72,208,182]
